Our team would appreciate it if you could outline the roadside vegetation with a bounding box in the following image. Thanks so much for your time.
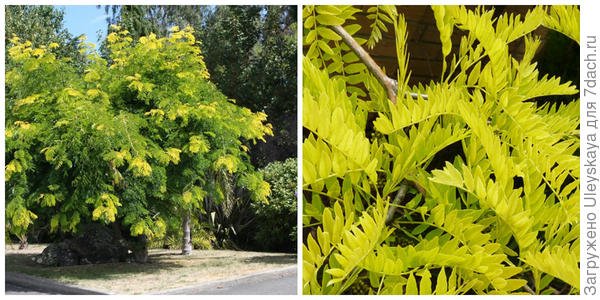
[5,4,297,277]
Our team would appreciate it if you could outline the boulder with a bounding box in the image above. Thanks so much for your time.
[34,242,79,266]
[33,223,147,266]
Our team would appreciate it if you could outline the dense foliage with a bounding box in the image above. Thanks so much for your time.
[200,6,297,167]
[94,5,298,251]
[149,217,216,250]
[250,158,298,252]
[5,26,272,248]
[303,5,579,295]
[188,158,298,252]
[102,6,204,39]
[102,5,297,167]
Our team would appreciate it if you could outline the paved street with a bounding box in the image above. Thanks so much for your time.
[160,266,297,295]
[6,282,52,295]
[5,272,104,295]
[5,267,297,295]
[181,267,296,295]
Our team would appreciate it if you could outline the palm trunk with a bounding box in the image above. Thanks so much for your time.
[182,211,193,255]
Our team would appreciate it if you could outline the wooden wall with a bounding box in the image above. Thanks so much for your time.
[307,5,548,86]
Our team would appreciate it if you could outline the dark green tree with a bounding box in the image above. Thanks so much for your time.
[251,158,297,252]
[5,6,83,67]
[101,5,204,38]
[199,6,297,167]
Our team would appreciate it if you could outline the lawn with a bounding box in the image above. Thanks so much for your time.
[5,244,296,294]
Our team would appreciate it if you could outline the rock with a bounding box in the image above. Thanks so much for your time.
[129,234,148,263]
[70,223,130,264]
[34,242,79,266]
[34,223,147,266]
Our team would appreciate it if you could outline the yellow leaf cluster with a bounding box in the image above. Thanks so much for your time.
[166,147,182,164]
[131,217,164,238]
[182,191,193,204]
[131,220,147,236]
[169,26,196,45]
[15,94,41,107]
[91,193,122,223]
[129,157,152,177]
[145,109,165,117]
[64,87,83,97]
[5,160,23,181]
[41,146,56,162]
[255,181,271,203]
[31,48,45,58]
[188,135,210,154]
[107,32,119,44]
[14,120,32,130]
[84,69,101,82]
[40,194,57,207]
[11,205,38,228]
[215,155,238,173]
[104,149,130,167]
[86,89,101,97]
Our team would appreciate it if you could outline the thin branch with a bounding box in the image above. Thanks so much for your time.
[522,284,536,295]
[331,25,397,103]
[332,25,429,102]
[409,92,428,100]
[385,181,409,224]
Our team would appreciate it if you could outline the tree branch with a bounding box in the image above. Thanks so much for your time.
[522,284,536,295]
[331,25,397,103]
[385,181,408,224]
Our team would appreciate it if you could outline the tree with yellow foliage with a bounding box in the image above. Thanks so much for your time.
[5,26,272,256]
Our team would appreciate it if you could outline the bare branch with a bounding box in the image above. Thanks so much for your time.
[385,181,408,224]
[522,284,535,295]
[331,25,397,103]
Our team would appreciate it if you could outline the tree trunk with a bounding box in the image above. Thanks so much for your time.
[18,234,28,250]
[182,211,193,255]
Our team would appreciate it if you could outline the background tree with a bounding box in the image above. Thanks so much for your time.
[101,6,204,40]
[4,5,87,74]
[199,6,297,167]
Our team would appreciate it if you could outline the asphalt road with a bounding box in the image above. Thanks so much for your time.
[5,272,104,295]
[6,281,55,295]
[161,266,297,295]
[5,267,297,295]
[194,267,296,295]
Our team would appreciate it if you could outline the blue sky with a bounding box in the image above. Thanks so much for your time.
[58,5,108,47]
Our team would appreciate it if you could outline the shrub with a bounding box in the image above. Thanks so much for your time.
[249,158,298,252]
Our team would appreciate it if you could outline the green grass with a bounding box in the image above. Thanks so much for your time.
[5,244,296,294]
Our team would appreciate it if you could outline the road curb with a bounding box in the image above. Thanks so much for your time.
[155,265,297,295]
[5,272,109,295]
